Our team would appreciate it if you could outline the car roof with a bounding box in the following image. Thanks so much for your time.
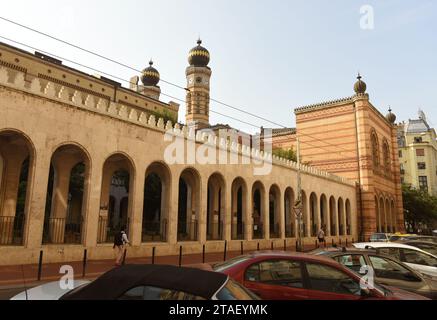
[61,264,228,300]
[353,242,437,256]
[238,250,347,265]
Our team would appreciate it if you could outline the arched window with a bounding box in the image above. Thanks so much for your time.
[371,130,380,168]
[382,139,391,172]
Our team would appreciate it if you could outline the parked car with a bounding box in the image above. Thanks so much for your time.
[401,241,437,256]
[370,233,392,242]
[312,247,437,299]
[11,264,259,300]
[353,242,437,279]
[391,235,437,244]
[212,251,428,300]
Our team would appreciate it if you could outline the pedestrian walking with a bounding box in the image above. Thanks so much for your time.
[317,227,325,245]
[113,227,130,266]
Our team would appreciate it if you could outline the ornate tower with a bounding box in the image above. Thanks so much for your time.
[185,39,211,129]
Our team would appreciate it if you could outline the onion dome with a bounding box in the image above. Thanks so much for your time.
[354,73,367,94]
[141,60,160,86]
[188,39,210,67]
[386,107,397,124]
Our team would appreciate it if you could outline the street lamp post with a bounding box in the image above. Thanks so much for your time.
[293,137,304,251]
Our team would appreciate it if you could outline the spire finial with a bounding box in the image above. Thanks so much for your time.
[357,72,362,80]
[197,37,202,45]
[149,59,153,66]
[388,106,392,113]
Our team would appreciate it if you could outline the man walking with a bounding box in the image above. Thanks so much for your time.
[113,227,130,266]
[317,227,326,247]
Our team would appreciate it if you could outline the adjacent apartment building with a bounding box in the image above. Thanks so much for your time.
[397,111,437,195]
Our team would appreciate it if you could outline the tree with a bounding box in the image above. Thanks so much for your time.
[272,148,297,162]
[402,184,437,233]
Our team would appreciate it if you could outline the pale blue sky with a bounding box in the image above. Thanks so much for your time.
[1,0,436,133]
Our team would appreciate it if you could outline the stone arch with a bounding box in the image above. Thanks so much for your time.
[0,130,36,245]
[268,184,281,238]
[98,153,135,243]
[231,177,247,240]
[329,196,337,236]
[320,194,328,234]
[142,161,171,242]
[382,139,391,173]
[338,197,345,235]
[207,172,226,241]
[252,181,265,239]
[345,199,352,235]
[309,192,318,237]
[284,187,295,237]
[42,143,91,244]
[371,129,380,169]
[177,167,201,241]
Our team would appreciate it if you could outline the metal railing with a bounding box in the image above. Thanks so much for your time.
[231,222,244,240]
[339,224,345,235]
[142,220,167,242]
[207,222,224,241]
[270,223,281,238]
[97,216,129,244]
[252,223,263,239]
[0,215,25,245]
[42,217,82,244]
[177,220,198,242]
[285,223,295,238]
[330,224,337,236]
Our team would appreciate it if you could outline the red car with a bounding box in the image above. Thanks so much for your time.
[213,251,428,300]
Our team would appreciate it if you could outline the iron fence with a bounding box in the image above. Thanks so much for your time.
[252,223,263,239]
[207,221,224,241]
[42,217,82,244]
[142,220,167,242]
[0,215,25,245]
[231,222,244,240]
[177,220,198,242]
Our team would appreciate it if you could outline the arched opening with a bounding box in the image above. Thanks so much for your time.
[269,184,281,238]
[252,181,265,239]
[42,145,89,244]
[338,198,345,235]
[142,162,170,242]
[329,196,337,236]
[98,154,133,243]
[309,192,318,237]
[375,196,381,232]
[207,173,226,241]
[346,199,352,235]
[371,130,380,170]
[0,131,34,245]
[320,194,328,234]
[284,187,295,237]
[231,177,247,240]
[177,168,200,241]
[379,197,386,233]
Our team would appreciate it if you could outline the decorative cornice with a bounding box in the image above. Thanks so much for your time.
[294,96,356,114]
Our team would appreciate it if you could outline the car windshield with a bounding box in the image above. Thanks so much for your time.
[215,279,260,300]
[213,255,251,272]
[371,234,387,240]
[59,282,90,299]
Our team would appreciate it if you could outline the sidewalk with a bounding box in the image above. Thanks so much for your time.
[0,244,318,288]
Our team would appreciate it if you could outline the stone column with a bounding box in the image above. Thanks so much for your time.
[279,191,285,239]
[167,171,180,245]
[25,149,51,249]
[130,167,145,246]
[83,157,103,247]
[245,186,252,241]
[223,181,232,241]
[198,177,208,244]
[263,190,270,240]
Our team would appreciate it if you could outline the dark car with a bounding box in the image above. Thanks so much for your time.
[212,251,428,300]
[400,241,437,256]
[313,247,437,300]
[12,264,259,300]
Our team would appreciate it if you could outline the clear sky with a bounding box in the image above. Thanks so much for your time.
[1,0,436,133]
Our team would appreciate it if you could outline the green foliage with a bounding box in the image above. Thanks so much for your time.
[272,148,297,162]
[152,108,177,125]
[402,184,437,232]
